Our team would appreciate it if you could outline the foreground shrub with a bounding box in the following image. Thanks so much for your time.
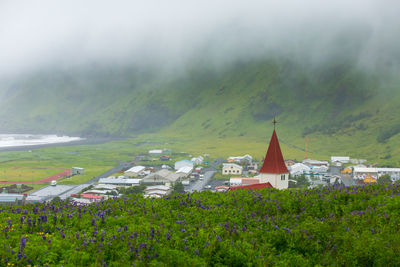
[1,184,400,266]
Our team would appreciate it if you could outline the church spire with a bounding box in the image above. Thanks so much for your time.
[259,125,288,174]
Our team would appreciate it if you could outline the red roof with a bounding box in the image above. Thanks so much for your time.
[259,130,289,174]
[80,194,103,199]
[229,182,272,191]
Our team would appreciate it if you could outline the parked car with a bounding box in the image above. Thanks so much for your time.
[205,185,212,189]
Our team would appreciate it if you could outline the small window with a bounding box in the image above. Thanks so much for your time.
[281,175,285,180]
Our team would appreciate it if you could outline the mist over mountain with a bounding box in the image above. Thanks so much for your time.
[0,0,400,162]
[0,0,399,77]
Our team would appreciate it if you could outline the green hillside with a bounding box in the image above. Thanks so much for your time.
[0,58,399,164]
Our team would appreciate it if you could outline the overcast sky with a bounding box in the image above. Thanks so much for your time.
[0,0,399,77]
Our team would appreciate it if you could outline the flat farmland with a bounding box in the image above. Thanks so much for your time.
[0,166,69,183]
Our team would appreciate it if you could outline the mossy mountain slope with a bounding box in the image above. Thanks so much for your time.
[0,59,399,163]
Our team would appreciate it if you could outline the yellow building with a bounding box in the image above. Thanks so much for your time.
[364,174,376,184]
[341,167,352,175]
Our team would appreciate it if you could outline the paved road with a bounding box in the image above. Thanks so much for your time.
[185,170,216,193]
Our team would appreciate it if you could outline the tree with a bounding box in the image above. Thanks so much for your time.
[118,184,146,195]
[289,174,310,188]
[378,174,392,185]
[173,182,185,193]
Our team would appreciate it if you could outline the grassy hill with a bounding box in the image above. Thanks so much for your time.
[0,58,399,164]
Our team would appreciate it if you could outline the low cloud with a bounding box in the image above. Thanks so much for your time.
[0,0,399,77]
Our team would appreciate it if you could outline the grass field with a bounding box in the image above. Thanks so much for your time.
[0,166,64,182]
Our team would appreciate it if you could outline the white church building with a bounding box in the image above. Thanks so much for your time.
[256,129,289,189]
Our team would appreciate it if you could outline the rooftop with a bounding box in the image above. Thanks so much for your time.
[259,130,289,174]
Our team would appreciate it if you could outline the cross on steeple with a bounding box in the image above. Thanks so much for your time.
[272,117,278,130]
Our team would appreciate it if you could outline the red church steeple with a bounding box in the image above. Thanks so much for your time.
[259,129,289,174]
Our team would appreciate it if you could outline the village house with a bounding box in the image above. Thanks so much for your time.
[160,155,171,161]
[148,149,163,155]
[174,160,194,170]
[288,163,311,177]
[176,166,193,177]
[353,167,400,181]
[142,169,188,184]
[144,185,172,198]
[331,156,350,164]
[285,160,296,167]
[222,163,243,175]
[79,194,104,202]
[124,166,146,177]
[353,167,378,180]
[247,162,258,171]
[142,169,172,184]
[97,177,142,186]
[302,159,330,168]
[227,154,252,164]
[191,156,204,165]
[0,192,26,206]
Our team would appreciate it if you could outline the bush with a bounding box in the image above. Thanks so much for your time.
[2,184,400,265]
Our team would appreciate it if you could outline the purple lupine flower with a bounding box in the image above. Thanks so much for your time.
[19,236,26,252]
[166,232,171,240]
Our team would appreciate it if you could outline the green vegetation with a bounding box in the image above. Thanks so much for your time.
[173,182,185,193]
[2,184,400,265]
[0,166,64,182]
[119,184,146,195]
[0,58,400,165]
[377,174,392,185]
[289,175,310,188]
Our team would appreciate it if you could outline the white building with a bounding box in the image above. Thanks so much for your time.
[191,156,204,165]
[174,160,194,170]
[353,167,400,181]
[376,168,400,181]
[256,130,289,190]
[144,185,172,198]
[311,165,329,174]
[302,159,330,168]
[353,167,378,180]
[227,154,252,163]
[331,156,350,163]
[222,163,243,175]
[124,166,146,177]
[288,163,311,177]
[97,178,142,186]
[149,149,163,155]
[176,166,193,177]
